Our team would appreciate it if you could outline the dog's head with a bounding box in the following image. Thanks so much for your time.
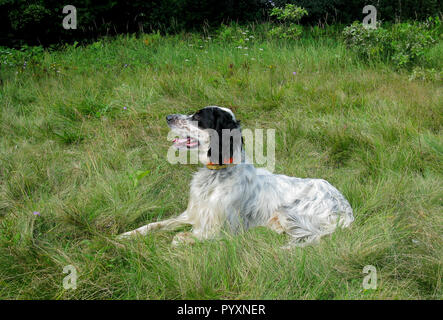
[167,106,242,165]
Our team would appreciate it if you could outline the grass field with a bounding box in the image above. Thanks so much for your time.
[0,26,442,299]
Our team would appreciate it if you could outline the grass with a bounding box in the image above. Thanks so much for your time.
[0,26,442,299]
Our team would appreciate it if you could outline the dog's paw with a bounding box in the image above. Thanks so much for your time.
[171,232,196,247]
[116,231,133,240]
[280,244,295,250]
[117,225,149,240]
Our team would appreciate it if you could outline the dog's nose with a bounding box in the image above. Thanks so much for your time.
[166,115,174,122]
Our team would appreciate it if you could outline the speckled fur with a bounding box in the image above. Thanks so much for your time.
[119,106,354,247]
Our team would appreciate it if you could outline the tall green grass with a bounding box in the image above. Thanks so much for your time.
[0,28,442,299]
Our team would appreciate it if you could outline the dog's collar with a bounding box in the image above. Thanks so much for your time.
[206,158,235,170]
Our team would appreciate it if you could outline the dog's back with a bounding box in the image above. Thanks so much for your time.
[189,163,353,246]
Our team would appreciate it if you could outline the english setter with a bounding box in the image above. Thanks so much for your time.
[119,106,354,247]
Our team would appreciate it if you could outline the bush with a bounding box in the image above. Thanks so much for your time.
[0,0,271,47]
[268,25,304,39]
[268,4,308,40]
[0,45,44,68]
[408,66,442,82]
[0,1,441,46]
[273,1,443,25]
[342,17,441,68]
[270,4,308,23]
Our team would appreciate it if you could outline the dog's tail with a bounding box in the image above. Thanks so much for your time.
[279,203,354,247]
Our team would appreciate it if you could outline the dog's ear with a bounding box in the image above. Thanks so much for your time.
[207,110,242,164]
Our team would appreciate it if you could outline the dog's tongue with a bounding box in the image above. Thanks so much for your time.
[173,138,188,145]
[173,137,197,147]
[187,139,198,147]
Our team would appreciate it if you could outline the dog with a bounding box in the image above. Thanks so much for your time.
[119,106,354,247]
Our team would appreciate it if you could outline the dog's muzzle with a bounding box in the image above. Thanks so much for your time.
[167,114,199,149]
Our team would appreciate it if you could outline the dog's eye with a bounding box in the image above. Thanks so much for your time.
[192,114,200,120]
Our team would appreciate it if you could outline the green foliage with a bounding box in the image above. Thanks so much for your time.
[8,3,50,31]
[129,170,151,187]
[268,25,304,39]
[268,4,308,40]
[270,4,308,23]
[408,67,442,82]
[0,0,270,47]
[0,45,51,79]
[0,45,44,67]
[273,0,443,25]
[0,1,442,46]
[342,17,441,68]
[215,23,260,46]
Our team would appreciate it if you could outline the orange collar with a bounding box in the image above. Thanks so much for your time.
[206,158,235,170]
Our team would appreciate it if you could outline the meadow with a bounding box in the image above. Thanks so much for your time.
[0,24,442,299]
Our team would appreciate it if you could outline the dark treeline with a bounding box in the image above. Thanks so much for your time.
[1,0,442,47]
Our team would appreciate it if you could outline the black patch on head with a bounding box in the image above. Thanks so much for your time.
[192,107,242,164]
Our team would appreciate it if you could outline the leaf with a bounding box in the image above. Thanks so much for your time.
[136,169,151,181]
[130,169,151,187]
[13,233,21,244]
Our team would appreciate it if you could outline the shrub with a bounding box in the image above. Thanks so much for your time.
[342,17,441,68]
[268,25,304,39]
[272,0,443,25]
[269,4,308,23]
[1,1,441,46]
[408,67,442,82]
[0,45,44,68]
[0,0,271,47]
[8,4,51,32]
[268,4,308,40]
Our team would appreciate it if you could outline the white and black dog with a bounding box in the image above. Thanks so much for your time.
[119,106,354,247]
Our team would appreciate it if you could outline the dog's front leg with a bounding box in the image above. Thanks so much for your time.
[118,211,190,239]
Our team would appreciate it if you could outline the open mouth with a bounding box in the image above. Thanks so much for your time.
[173,136,199,149]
